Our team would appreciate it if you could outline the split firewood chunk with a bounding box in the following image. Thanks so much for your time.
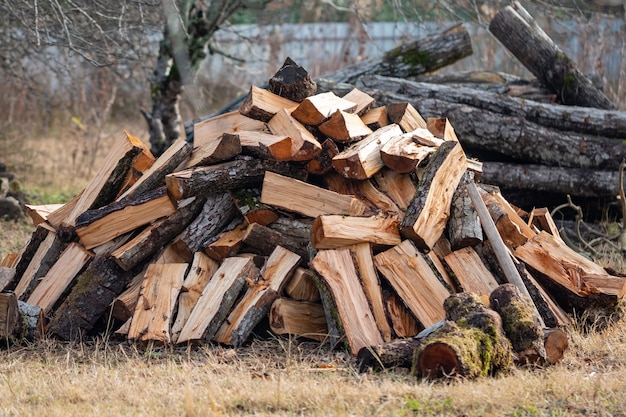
[310,248,384,355]
[230,188,279,226]
[1,254,18,269]
[75,188,177,250]
[239,85,299,122]
[193,110,266,148]
[184,132,242,168]
[291,91,358,126]
[0,292,18,338]
[385,290,421,338]
[0,267,15,292]
[49,130,150,228]
[110,272,144,322]
[117,139,192,200]
[351,243,393,342]
[361,106,389,129]
[170,252,219,342]
[284,267,321,302]
[342,88,375,115]
[268,57,317,102]
[24,204,64,226]
[312,214,401,249]
[176,256,254,344]
[374,240,450,327]
[13,230,63,300]
[318,110,373,142]
[268,108,322,161]
[357,179,402,216]
[411,127,445,147]
[238,130,293,161]
[214,246,301,347]
[529,207,563,243]
[26,243,93,314]
[204,220,249,261]
[478,187,535,248]
[444,247,500,296]
[127,263,188,344]
[426,117,459,142]
[380,132,436,173]
[400,141,468,250]
[332,124,403,180]
[115,143,157,198]
[269,298,328,341]
[305,138,340,175]
[386,102,427,132]
[448,171,483,250]
[373,169,416,211]
[241,223,308,260]
[260,171,368,218]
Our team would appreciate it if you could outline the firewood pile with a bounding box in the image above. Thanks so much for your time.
[1,3,626,379]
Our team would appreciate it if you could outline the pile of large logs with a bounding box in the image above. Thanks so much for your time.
[1,56,624,379]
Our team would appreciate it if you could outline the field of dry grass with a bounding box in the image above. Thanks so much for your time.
[1,130,626,416]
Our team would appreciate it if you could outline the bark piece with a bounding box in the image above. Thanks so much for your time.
[269,298,327,341]
[0,292,18,338]
[357,336,423,372]
[193,110,266,148]
[291,92,357,126]
[241,223,308,261]
[386,102,427,132]
[399,141,468,250]
[110,273,144,322]
[351,243,393,342]
[185,132,242,168]
[283,267,321,302]
[267,108,322,161]
[374,240,450,328]
[170,252,219,343]
[176,256,254,344]
[26,243,93,314]
[51,130,150,228]
[214,246,301,347]
[75,188,177,250]
[448,171,482,250]
[332,124,403,180]
[260,171,368,218]
[488,2,615,109]
[0,268,15,292]
[166,156,307,200]
[111,196,205,271]
[318,110,373,142]
[239,85,298,122]
[268,57,317,102]
[342,88,375,115]
[238,131,293,161]
[311,214,401,249]
[380,132,435,173]
[361,106,389,129]
[47,255,136,341]
[0,295,44,342]
[310,248,383,355]
[444,247,500,296]
[127,263,187,344]
[324,23,472,84]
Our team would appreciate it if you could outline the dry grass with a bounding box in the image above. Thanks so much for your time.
[2,129,626,416]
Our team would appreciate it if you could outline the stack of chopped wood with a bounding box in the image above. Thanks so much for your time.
[1,59,624,379]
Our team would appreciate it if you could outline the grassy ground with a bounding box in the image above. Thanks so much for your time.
[2,130,626,416]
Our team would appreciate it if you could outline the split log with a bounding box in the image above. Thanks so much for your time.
[26,243,93,314]
[267,217,314,247]
[238,131,293,161]
[0,268,15,292]
[283,267,321,302]
[176,256,254,344]
[47,255,136,341]
[13,231,64,300]
[111,196,206,271]
[399,141,468,250]
[267,109,322,161]
[0,292,18,338]
[193,111,266,148]
[268,57,317,102]
[323,23,472,84]
[448,171,482,250]
[332,124,403,180]
[357,336,423,372]
[240,223,308,261]
[478,187,534,249]
[342,88,375,115]
[385,290,421,338]
[489,284,547,364]
[165,156,308,200]
[204,220,249,261]
[239,85,298,122]
[386,103,427,132]
[372,169,416,211]
[169,193,237,261]
[360,106,389,129]
[116,139,192,200]
[443,247,500,297]
[374,240,450,328]
[110,272,144,322]
[75,187,177,250]
[214,246,301,347]
[260,171,368,218]
[351,243,393,342]
[427,117,458,142]
[269,298,327,342]
[305,138,340,175]
[127,263,188,344]
[312,214,401,249]
[170,252,219,342]
[380,132,435,174]
[290,92,357,126]
[6,225,59,292]
[24,204,64,226]
[230,188,279,226]
[318,110,373,142]
[0,294,44,342]
[48,130,150,229]
[488,2,615,109]
[529,207,563,243]
[310,248,384,355]
[184,132,241,168]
